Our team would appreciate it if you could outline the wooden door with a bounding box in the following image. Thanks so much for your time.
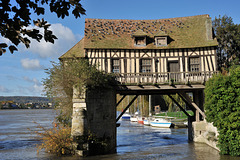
[168,61,179,81]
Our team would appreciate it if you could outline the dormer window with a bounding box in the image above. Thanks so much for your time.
[133,30,147,47]
[135,37,146,46]
[156,37,167,46]
[154,31,168,46]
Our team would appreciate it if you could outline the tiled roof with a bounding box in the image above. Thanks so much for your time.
[84,14,218,49]
[154,31,168,37]
[59,38,85,59]
[132,30,147,37]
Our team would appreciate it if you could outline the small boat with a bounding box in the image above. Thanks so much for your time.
[121,113,131,120]
[143,119,150,125]
[150,118,172,128]
[137,117,144,124]
[143,117,154,126]
[130,116,138,122]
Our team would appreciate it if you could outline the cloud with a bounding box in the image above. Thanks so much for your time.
[22,77,44,96]
[0,85,10,93]
[15,85,44,96]
[0,36,11,44]
[23,76,41,85]
[24,23,77,58]
[21,58,44,70]
[1,23,77,58]
[33,83,44,94]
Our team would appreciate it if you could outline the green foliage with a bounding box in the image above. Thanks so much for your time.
[205,65,240,156]
[156,111,194,119]
[0,0,86,55]
[43,58,116,126]
[163,94,185,112]
[213,15,240,70]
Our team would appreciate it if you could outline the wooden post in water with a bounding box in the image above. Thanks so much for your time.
[149,95,152,117]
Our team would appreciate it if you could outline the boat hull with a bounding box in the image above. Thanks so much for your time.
[150,118,172,128]
[143,119,150,125]
[150,122,171,128]
[121,114,131,120]
[137,117,144,124]
[130,117,138,122]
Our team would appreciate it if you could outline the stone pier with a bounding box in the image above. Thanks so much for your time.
[192,120,219,151]
[71,86,116,156]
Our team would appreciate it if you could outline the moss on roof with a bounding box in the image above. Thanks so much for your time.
[132,30,147,37]
[59,38,85,59]
[154,31,168,37]
[83,14,218,49]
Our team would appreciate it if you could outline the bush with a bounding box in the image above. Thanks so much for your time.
[43,58,116,126]
[35,122,74,156]
[205,65,240,156]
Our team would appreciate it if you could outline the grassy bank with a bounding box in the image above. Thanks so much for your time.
[155,111,194,119]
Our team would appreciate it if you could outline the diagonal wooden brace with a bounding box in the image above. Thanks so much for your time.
[167,94,191,117]
[179,92,206,120]
[116,95,138,122]
[116,95,126,108]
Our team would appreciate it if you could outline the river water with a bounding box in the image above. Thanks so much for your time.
[0,109,238,160]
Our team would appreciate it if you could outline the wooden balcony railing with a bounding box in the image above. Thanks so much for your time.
[114,71,218,85]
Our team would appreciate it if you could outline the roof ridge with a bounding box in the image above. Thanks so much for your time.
[84,14,210,21]
[59,38,85,59]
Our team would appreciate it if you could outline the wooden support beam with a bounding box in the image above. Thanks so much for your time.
[179,92,206,120]
[167,94,191,117]
[116,95,126,107]
[177,93,196,112]
[116,95,138,122]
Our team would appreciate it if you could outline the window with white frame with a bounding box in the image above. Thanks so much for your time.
[141,59,152,73]
[112,59,120,73]
[189,57,200,72]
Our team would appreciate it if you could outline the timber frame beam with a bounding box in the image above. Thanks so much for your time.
[116,95,127,108]
[167,94,191,117]
[179,91,206,122]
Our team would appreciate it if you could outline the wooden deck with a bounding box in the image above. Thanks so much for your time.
[114,71,218,95]
[114,71,218,85]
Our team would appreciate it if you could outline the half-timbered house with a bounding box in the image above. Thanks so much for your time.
[60,15,220,156]
[60,14,218,85]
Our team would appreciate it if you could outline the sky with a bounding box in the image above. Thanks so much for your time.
[0,0,240,97]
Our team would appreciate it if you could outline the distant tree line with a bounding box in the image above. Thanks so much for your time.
[0,96,51,104]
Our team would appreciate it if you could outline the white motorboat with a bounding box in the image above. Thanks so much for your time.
[130,116,138,122]
[150,118,172,128]
[130,111,139,122]
[143,119,150,125]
